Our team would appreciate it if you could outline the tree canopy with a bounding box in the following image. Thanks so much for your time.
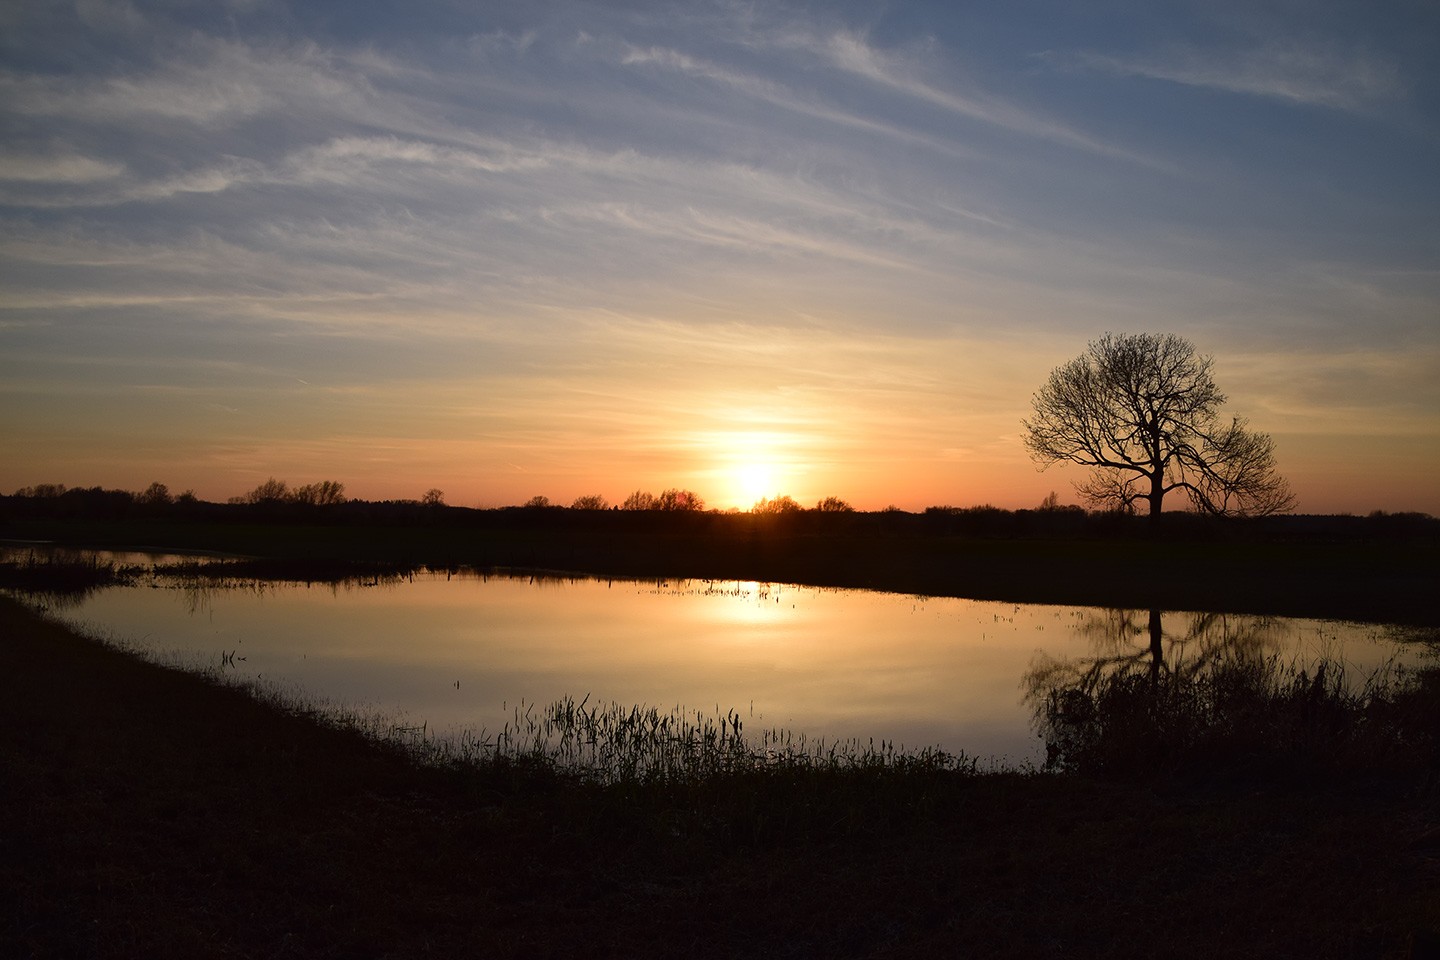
[1022,333,1294,521]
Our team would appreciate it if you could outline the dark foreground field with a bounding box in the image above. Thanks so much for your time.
[4,596,1439,959]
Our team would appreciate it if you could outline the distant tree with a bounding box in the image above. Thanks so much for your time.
[291,480,346,506]
[1035,491,1085,516]
[570,494,609,510]
[655,488,704,511]
[752,495,802,515]
[1023,333,1294,522]
[421,488,446,507]
[15,483,67,498]
[523,495,552,508]
[622,490,656,511]
[176,489,198,504]
[136,482,172,507]
[814,496,855,513]
[239,477,289,505]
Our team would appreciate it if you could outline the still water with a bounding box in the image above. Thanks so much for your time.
[11,549,1426,765]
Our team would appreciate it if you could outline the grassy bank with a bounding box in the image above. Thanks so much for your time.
[4,596,1439,959]
[6,511,1440,624]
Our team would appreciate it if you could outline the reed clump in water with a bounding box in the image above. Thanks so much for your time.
[1035,653,1440,780]
[154,556,421,585]
[435,695,974,787]
[0,552,140,602]
[375,696,982,846]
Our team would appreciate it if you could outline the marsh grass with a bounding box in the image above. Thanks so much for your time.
[0,552,142,605]
[156,677,984,848]
[152,556,422,585]
[428,696,974,787]
[153,651,986,846]
[1040,652,1440,779]
[0,552,127,586]
[414,696,984,848]
[118,618,980,813]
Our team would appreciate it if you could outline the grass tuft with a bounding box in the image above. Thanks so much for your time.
[423,695,975,788]
[0,552,140,603]
[1038,652,1440,780]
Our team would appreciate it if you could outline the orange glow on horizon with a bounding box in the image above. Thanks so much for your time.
[733,462,778,506]
[692,424,815,510]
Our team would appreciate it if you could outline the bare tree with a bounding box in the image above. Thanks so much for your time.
[570,494,609,510]
[238,477,289,505]
[1022,333,1294,522]
[815,496,855,513]
[752,495,802,514]
[621,490,656,511]
[136,481,172,507]
[291,480,346,506]
[621,489,703,511]
[14,483,67,498]
[421,488,446,507]
[655,488,704,511]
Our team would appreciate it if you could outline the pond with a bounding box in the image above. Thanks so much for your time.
[5,546,1428,766]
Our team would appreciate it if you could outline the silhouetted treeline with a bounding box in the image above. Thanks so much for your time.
[7,484,1440,624]
[2,483,1436,543]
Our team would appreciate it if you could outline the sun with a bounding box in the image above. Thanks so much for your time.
[735,462,777,506]
[702,425,798,508]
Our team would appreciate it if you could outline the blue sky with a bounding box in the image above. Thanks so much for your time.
[3,0,1437,511]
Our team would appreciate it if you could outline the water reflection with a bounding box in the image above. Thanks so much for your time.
[174,577,271,617]
[3,545,1428,767]
[1026,608,1280,696]
[1022,609,1428,773]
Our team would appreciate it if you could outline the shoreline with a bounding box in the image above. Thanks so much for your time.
[5,515,1440,625]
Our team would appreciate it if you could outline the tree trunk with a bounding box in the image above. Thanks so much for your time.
[1147,470,1165,528]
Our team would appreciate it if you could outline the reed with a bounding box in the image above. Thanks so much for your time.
[0,551,140,602]
[426,695,974,787]
[1038,652,1440,778]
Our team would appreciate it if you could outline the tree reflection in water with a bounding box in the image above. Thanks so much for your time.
[1022,608,1426,776]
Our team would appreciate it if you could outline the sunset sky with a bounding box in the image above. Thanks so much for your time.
[3,0,1437,514]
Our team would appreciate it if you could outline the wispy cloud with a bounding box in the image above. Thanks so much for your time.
[0,35,388,127]
[0,151,124,182]
[1,0,1435,510]
[1050,42,1404,113]
[763,26,1164,164]
[619,44,974,158]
